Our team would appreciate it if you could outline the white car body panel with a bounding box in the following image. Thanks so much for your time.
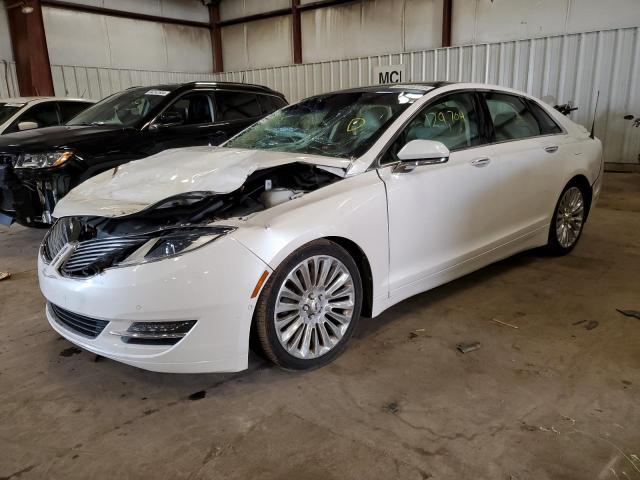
[53,147,350,218]
[38,83,604,372]
[0,97,93,134]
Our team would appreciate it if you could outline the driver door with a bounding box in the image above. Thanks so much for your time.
[378,91,502,301]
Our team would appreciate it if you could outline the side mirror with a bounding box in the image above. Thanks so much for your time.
[151,110,184,130]
[18,121,39,131]
[393,140,449,173]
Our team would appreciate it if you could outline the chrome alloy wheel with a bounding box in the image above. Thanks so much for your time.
[555,186,584,248]
[274,255,355,359]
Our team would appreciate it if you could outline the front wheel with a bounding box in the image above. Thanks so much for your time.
[254,239,363,370]
[546,184,587,255]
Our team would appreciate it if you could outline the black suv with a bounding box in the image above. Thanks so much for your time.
[0,82,287,226]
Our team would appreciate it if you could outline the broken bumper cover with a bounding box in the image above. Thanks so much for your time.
[0,162,75,225]
[38,235,271,373]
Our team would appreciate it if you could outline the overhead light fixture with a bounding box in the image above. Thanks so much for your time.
[20,0,34,13]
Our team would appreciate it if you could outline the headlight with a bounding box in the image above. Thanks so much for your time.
[117,226,235,267]
[14,150,74,169]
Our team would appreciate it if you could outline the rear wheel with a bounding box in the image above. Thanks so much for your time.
[254,239,362,370]
[546,183,587,255]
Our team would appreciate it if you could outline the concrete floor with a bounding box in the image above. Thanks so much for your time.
[0,172,638,480]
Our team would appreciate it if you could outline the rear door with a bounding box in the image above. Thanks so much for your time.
[480,92,568,238]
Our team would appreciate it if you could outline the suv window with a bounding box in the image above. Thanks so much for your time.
[216,91,261,120]
[382,92,482,164]
[163,92,214,125]
[258,94,286,115]
[59,101,92,122]
[8,102,60,132]
[526,99,563,135]
[483,92,542,141]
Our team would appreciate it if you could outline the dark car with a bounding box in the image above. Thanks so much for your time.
[0,82,287,226]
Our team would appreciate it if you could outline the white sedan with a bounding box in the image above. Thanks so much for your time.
[38,82,603,373]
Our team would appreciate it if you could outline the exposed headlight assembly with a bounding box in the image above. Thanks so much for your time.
[14,150,74,169]
[117,226,236,267]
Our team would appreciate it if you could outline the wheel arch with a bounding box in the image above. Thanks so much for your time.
[566,174,593,220]
[324,236,374,318]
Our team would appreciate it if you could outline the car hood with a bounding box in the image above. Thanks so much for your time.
[0,125,129,152]
[53,146,351,218]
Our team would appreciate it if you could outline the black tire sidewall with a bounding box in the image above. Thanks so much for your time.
[258,240,363,370]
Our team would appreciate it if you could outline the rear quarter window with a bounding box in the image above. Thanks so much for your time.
[216,91,261,120]
[526,100,563,135]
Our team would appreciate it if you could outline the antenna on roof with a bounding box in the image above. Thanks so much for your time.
[590,90,600,139]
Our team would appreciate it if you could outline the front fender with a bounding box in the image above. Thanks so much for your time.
[230,170,390,310]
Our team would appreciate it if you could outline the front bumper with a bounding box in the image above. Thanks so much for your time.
[38,235,271,373]
[0,162,74,225]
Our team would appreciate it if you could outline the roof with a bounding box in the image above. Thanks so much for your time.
[0,96,94,103]
[124,81,285,97]
[306,81,456,97]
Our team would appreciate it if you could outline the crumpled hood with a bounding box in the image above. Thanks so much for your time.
[53,146,351,218]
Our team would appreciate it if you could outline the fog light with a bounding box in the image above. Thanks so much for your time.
[110,320,196,345]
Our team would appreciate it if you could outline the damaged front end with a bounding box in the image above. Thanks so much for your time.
[0,151,80,226]
[42,162,342,277]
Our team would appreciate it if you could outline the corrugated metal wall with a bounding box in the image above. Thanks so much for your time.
[0,61,19,98]
[51,27,639,164]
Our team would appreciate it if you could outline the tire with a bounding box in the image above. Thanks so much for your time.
[545,182,588,255]
[254,239,363,370]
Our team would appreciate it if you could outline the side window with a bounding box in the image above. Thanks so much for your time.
[483,92,541,141]
[216,91,261,121]
[526,100,563,135]
[382,92,482,164]
[257,95,279,115]
[164,92,214,125]
[8,102,60,132]
[59,102,92,123]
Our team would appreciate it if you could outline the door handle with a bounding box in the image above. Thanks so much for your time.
[471,157,491,168]
[545,145,559,153]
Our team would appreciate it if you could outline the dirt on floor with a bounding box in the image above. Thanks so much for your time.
[0,172,638,480]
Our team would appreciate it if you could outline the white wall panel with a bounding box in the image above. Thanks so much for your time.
[0,62,19,98]
[219,0,290,21]
[47,0,209,22]
[43,7,213,73]
[0,0,13,62]
[453,0,640,46]
[302,0,443,63]
[221,16,292,71]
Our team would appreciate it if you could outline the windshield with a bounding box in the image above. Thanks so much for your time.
[225,90,424,158]
[67,87,172,127]
[0,103,23,124]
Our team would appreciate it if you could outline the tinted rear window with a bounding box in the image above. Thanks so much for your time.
[216,91,261,120]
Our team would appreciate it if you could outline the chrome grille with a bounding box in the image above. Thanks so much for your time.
[49,303,109,338]
[42,218,78,262]
[61,237,146,277]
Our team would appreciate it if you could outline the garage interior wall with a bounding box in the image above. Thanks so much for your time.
[0,0,19,97]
